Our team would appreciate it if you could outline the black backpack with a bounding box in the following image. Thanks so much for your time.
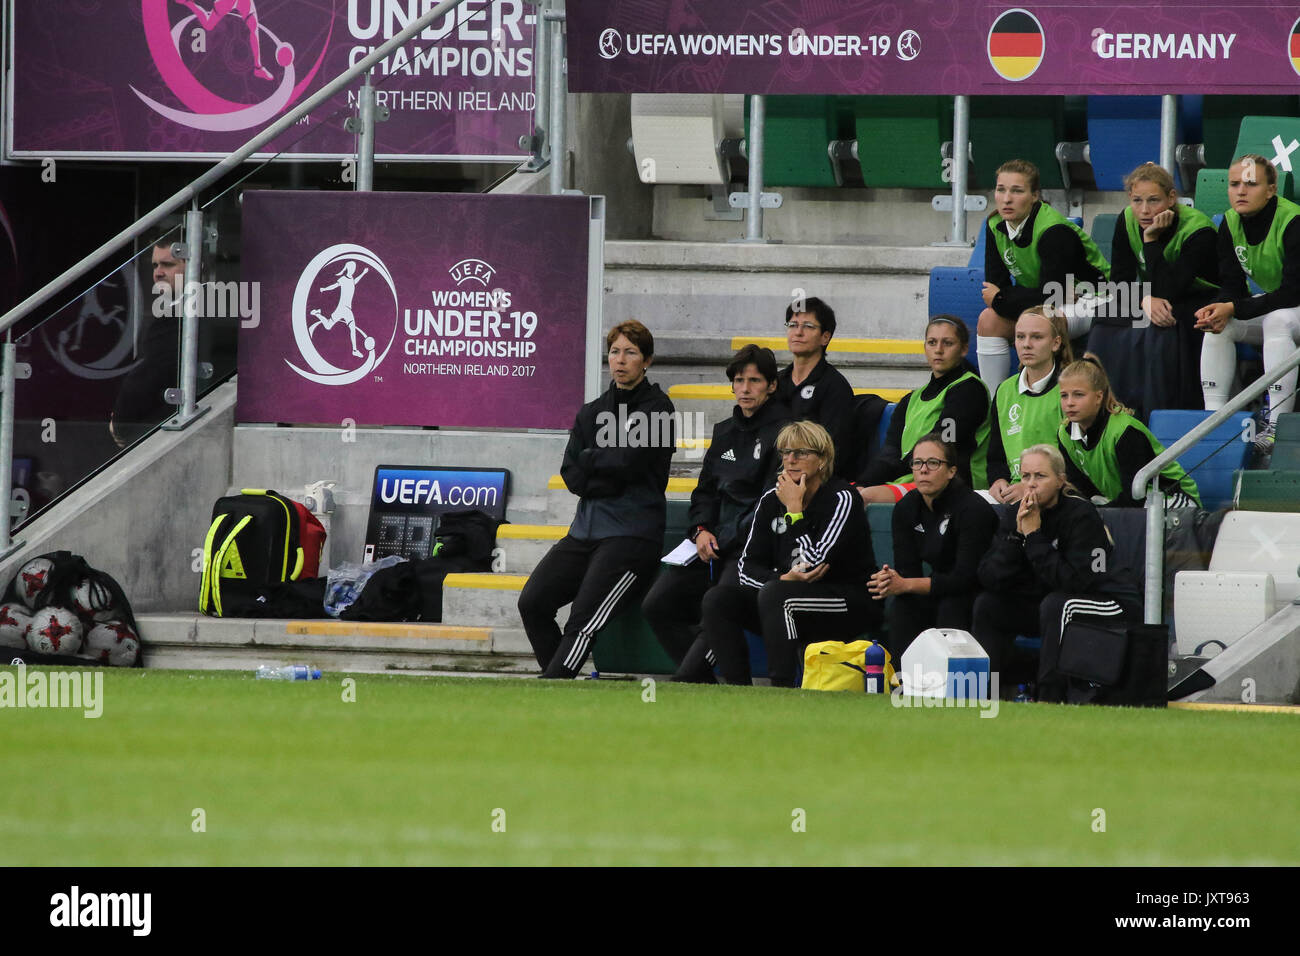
[200,489,326,617]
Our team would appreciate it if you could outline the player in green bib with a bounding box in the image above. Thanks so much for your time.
[986,305,1074,504]
[1088,163,1219,422]
[1197,154,1300,438]
[1057,355,1200,508]
[858,316,991,502]
[976,159,1110,393]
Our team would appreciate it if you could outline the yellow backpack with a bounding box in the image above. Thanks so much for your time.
[802,640,896,692]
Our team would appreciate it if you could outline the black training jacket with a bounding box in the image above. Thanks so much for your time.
[688,399,792,554]
[891,481,998,599]
[561,378,674,543]
[776,357,856,477]
[737,477,876,589]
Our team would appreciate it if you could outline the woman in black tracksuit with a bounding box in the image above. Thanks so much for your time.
[701,420,880,687]
[518,320,675,679]
[641,345,791,682]
[973,442,1141,702]
[868,434,997,663]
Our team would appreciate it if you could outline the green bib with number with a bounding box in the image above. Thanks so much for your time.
[994,373,1063,482]
[1224,197,1300,293]
[897,371,990,488]
[990,201,1111,289]
[1057,411,1200,505]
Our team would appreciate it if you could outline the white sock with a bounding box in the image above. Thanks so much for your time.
[1262,307,1300,422]
[1200,332,1237,411]
[976,335,1011,391]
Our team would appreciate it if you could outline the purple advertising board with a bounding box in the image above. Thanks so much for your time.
[568,0,1300,96]
[238,191,590,429]
[7,0,535,160]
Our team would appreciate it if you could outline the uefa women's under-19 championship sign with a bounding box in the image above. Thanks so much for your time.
[238,191,592,431]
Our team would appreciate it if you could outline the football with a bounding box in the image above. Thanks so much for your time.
[26,606,84,656]
[0,603,31,649]
[72,576,115,620]
[82,620,140,667]
[16,557,55,609]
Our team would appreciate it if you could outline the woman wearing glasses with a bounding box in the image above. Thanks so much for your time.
[974,443,1142,702]
[868,433,997,662]
[701,421,880,687]
[857,315,991,503]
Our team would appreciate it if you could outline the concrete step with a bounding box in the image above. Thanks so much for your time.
[494,523,567,577]
[441,573,530,630]
[136,612,539,674]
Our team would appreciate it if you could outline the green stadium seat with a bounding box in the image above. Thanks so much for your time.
[1090,212,1119,263]
[1269,413,1300,470]
[1200,96,1300,169]
[745,95,840,187]
[867,502,893,568]
[1232,116,1300,202]
[850,96,951,189]
[1194,168,1230,218]
[969,96,1066,190]
[1233,469,1300,512]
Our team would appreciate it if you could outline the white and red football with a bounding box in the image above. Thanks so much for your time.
[0,603,31,649]
[26,606,84,656]
[82,620,140,666]
[16,557,55,610]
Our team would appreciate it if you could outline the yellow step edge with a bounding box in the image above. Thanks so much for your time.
[677,437,711,449]
[283,621,489,642]
[1168,701,1300,715]
[548,475,697,493]
[496,524,568,541]
[668,384,908,403]
[732,336,925,355]
[444,573,530,590]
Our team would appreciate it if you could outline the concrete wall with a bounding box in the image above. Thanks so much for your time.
[0,381,236,614]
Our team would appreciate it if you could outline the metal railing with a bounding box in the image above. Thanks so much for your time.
[1132,345,1300,624]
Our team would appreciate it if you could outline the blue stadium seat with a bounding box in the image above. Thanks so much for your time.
[875,402,896,455]
[1148,409,1254,511]
[1087,96,1171,190]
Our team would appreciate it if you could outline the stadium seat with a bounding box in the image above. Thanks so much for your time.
[1200,96,1300,169]
[1232,116,1300,202]
[1087,96,1170,190]
[1269,414,1300,470]
[874,403,896,459]
[969,96,1067,190]
[746,95,841,187]
[1090,212,1119,263]
[867,502,893,568]
[1148,409,1254,511]
[630,93,730,184]
[1234,470,1300,513]
[1194,168,1230,218]
[1181,511,1300,607]
[850,96,950,189]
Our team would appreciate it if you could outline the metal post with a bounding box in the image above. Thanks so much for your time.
[526,0,550,169]
[547,7,567,194]
[0,339,23,560]
[950,95,970,244]
[357,72,377,192]
[1159,94,1178,175]
[746,94,767,241]
[162,206,208,430]
[1143,486,1166,624]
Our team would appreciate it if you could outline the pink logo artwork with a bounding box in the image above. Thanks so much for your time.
[130,0,335,132]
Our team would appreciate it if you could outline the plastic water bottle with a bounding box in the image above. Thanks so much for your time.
[1014,683,1032,702]
[255,664,322,681]
[863,643,886,694]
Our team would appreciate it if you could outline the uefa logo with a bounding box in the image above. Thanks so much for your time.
[287,244,399,386]
[598,28,622,60]
[130,0,335,132]
[41,263,142,381]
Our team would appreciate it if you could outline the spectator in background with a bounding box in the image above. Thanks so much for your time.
[1198,154,1300,445]
[858,315,990,502]
[986,306,1073,504]
[642,345,790,682]
[1057,354,1199,508]
[700,421,879,687]
[974,443,1141,702]
[1089,162,1218,421]
[518,320,675,679]
[868,433,997,663]
[775,296,856,478]
[975,158,1111,392]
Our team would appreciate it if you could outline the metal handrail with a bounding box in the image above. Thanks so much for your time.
[0,0,473,336]
[1134,343,1300,624]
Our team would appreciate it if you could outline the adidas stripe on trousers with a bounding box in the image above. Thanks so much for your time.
[518,534,661,678]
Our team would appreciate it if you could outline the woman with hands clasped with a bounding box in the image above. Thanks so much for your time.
[700,421,880,687]
[972,444,1142,702]
[868,433,997,663]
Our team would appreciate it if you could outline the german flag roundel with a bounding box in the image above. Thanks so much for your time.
[1290,17,1300,77]
[988,9,1044,81]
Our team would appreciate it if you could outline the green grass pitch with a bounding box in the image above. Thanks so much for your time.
[1,668,1296,866]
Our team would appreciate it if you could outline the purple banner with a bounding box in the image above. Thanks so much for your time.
[568,0,1300,95]
[8,1,534,160]
[238,191,589,429]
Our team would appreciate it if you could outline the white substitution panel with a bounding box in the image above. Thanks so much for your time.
[1173,572,1276,658]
